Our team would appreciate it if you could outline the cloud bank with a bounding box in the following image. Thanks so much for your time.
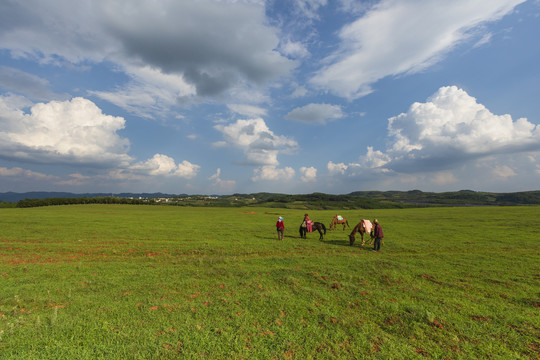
[0,95,199,180]
[328,86,540,189]
[385,86,540,171]
[0,0,295,116]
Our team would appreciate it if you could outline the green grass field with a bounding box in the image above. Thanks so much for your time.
[0,205,538,359]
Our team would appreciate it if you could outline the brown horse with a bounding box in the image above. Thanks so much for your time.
[348,220,375,246]
[329,215,350,230]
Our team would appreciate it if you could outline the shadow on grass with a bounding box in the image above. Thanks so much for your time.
[251,233,310,241]
[252,232,373,251]
[321,238,375,251]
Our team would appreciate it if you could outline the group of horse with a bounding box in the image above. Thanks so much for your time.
[299,215,374,246]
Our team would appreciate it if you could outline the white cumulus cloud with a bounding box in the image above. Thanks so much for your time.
[300,166,317,182]
[327,161,348,175]
[0,96,132,166]
[252,165,295,181]
[214,118,298,166]
[326,86,540,191]
[0,96,200,182]
[130,154,200,179]
[386,86,540,172]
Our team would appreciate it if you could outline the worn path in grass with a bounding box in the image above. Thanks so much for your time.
[0,205,539,359]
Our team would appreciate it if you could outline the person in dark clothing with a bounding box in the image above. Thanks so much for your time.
[372,219,384,251]
[276,216,285,240]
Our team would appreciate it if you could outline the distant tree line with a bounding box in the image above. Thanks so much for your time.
[0,201,16,208]
[9,190,540,209]
[16,197,151,208]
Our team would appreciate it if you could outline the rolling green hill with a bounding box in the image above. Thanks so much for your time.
[2,190,540,209]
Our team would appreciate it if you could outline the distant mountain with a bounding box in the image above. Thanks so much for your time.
[0,192,187,203]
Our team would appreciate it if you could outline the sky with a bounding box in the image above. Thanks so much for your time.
[1,0,539,195]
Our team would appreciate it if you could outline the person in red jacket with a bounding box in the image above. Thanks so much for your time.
[276,216,285,240]
[372,219,384,252]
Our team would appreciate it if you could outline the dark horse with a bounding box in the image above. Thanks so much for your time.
[299,222,327,240]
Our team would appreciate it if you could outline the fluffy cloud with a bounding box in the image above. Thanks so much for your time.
[0,96,200,181]
[361,147,391,169]
[291,85,308,98]
[327,161,348,175]
[252,166,295,182]
[327,86,540,190]
[130,154,200,179]
[300,166,317,182]
[280,40,310,59]
[385,86,540,172]
[0,96,132,166]
[310,0,525,99]
[285,103,344,124]
[214,118,298,166]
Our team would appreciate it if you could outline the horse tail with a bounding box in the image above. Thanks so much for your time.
[346,220,350,228]
[322,223,327,234]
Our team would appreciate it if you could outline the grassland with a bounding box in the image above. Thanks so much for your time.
[0,205,538,359]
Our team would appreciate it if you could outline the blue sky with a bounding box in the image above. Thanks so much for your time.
[1,0,539,195]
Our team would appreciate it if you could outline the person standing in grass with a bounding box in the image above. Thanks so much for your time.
[276,216,285,240]
[372,219,384,252]
[302,213,312,232]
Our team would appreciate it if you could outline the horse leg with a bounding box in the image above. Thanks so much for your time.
[361,232,365,247]
[318,229,323,240]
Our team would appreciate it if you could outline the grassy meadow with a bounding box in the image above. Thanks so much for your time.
[0,205,539,359]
